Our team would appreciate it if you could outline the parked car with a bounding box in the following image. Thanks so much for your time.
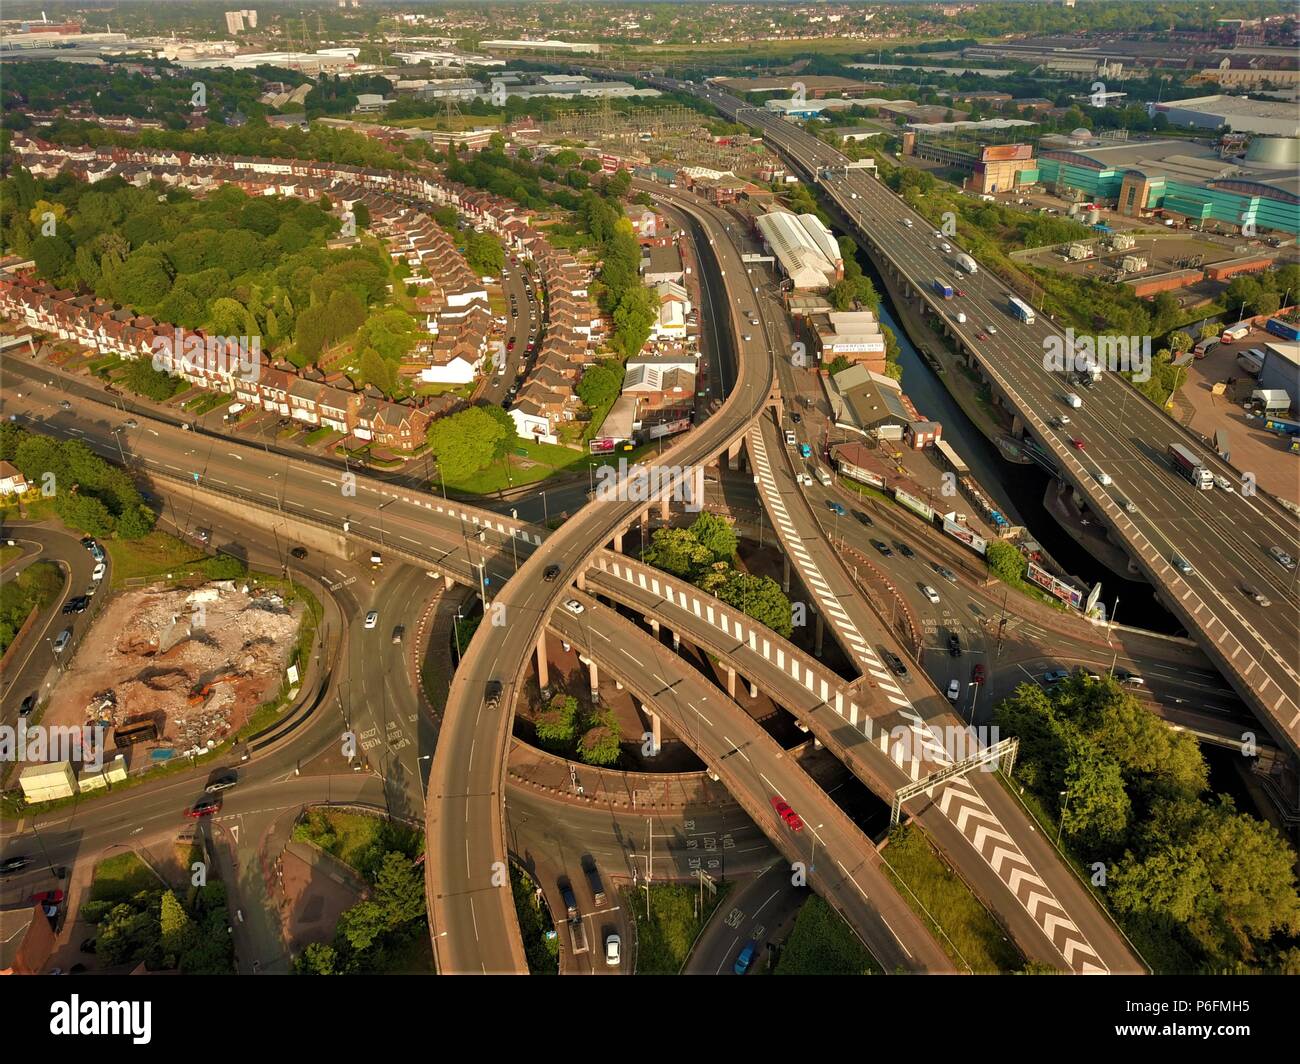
[19,693,37,718]
[564,599,585,615]
[605,933,621,967]
[61,596,88,615]
[946,679,961,701]
[52,629,71,654]
[971,663,986,684]
[1042,669,1070,684]
[91,562,106,581]
[770,796,804,832]
[947,633,962,657]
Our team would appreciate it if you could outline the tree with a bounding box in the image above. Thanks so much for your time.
[31,233,73,282]
[535,693,578,745]
[1059,739,1130,849]
[159,890,195,960]
[351,201,370,229]
[985,540,1026,584]
[356,308,420,361]
[644,526,714,579]
[427,406,511,479]
[296,942,340,974]
[1167,331,1193,354]
[688,512,738,563]
[696,564,793,638]
[577,706,621,766]
[577,362,622,413]
[372,852,426,929]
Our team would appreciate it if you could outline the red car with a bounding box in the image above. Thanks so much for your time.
[972,663,986,684]
[771,797,804,833]
[976,331,990,341]
[1070,437,1086,450]
[31,889,64,905]
[954,287,966,298]
[186,799,220,819]
[507,340,515,350]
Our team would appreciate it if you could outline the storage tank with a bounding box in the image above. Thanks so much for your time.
[1244,137,1300,169]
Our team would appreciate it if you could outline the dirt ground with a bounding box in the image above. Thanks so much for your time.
[44,581,303,758]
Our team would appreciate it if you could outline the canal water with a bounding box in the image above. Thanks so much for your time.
[869,269,1181,634]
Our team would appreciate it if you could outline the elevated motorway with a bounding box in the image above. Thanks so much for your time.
[654,79,1300,761]
[424,189,780,974]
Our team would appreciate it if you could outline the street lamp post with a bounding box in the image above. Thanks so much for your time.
[1056,789,1069,847]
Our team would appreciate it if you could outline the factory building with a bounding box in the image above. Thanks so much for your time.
[754,210,843,290]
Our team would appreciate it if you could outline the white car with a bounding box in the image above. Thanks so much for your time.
[986,324,997,335]
[1095,471,1112,485]
[91,562,106,581]
[940,241,951,253]
[605,933,621,967]
[1269,546,1296,570]
[946,679,960,702]
[1213,474,1234,493]
[564,599,585,615]
[932,230,943,239]
[922,585,941,605]
[364,611,378,629]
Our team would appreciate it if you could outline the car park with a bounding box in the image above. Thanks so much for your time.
[770,797,803,832]
[564,599,585,615]
[364,611,378,629]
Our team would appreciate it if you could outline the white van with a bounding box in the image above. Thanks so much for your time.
[785,429,797,446]
[955,311,967,324]
[1064,393,1083,409]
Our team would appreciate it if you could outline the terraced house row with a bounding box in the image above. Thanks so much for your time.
[10,134,608,448]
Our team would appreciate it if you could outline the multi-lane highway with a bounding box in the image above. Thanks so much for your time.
[651,78,1300,759]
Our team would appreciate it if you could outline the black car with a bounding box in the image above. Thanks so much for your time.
[884,652,909,678]
[871,539,893,557]
[79,537,97,551]
[790,412,801,424]
[895,543,915,559]
[290,546,308,559]
[19,694,37,718]
[543,564,561,582]
[0,855,32,876]
[484,680,503,711]
[61,596,89,615]
[947,633,962,658]
[853,510,873,526]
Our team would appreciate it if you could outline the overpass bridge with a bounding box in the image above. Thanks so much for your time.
[657,79,1300,768]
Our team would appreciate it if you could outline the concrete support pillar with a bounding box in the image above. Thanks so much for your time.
[588,659,599,702]
[647,710,662,754]
[615,680,624,691]
[727,438,743,472]
[749,679,758,699]
[726,666,736,699]
[650,618,660,638]
[614,530,624,553]
[1010,413,1025,439]
[576,569,586,592]
[443,575,455,590]
[815,612,825,656]
[672,631,681,652]
[536,631,549,691]
[782,553,791,594]
[660,494,671,521]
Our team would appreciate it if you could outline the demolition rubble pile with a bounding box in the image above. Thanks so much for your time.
[55,581,303,751]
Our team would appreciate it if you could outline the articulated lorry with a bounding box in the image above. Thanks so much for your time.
[953,252,978,274]
[1168,443,1213,490]
[1008,296,1036,324]
[933,278,954,299]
